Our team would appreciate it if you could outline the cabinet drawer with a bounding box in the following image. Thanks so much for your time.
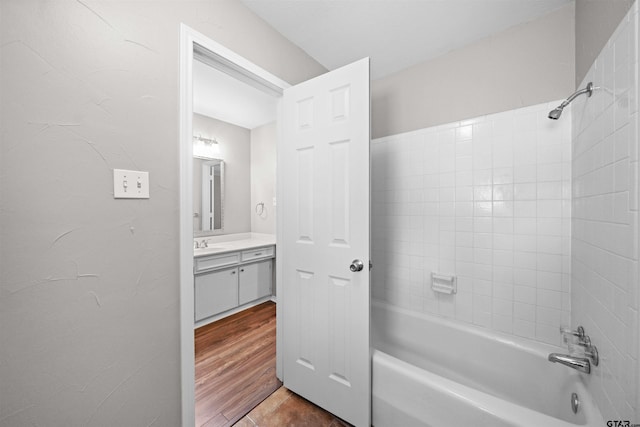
[241,246,274,262]
[195,252,240,273]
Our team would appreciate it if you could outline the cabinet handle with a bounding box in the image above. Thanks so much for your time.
[231,271,236,275]
[254,252,262,256]
[240,268,245,272]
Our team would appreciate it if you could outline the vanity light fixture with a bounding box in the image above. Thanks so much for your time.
[193,135,221,159]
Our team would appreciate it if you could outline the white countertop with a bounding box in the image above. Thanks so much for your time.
[193,233,275,258]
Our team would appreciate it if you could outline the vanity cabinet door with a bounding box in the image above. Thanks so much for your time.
[194,267,238,321]
[238,260,272,305]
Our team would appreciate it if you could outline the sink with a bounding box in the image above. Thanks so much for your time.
[194,246,227,256]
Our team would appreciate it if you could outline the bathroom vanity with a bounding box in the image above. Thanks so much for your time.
[194,233,275,326]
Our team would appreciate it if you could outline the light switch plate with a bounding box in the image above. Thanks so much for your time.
[113,169,149,199]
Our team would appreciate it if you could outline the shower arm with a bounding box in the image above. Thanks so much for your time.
[558,82,595,108]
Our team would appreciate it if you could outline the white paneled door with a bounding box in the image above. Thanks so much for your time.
[281,58,370,426]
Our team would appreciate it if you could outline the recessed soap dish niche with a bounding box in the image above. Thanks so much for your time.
[431,273,457,295]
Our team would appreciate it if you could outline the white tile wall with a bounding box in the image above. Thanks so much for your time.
[571,2,639,421]
[371,101,572,346]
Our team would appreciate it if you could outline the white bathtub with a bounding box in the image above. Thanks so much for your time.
[371,301,604,427]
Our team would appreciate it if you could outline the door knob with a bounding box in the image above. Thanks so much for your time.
[350,259,364,272]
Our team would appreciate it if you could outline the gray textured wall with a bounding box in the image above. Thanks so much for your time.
[371,3,575,139]
[575,0,635,86]
[250,122,277,235]
[0,1,325,426]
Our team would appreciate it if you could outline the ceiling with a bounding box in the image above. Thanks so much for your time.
[193,58,278,130]
[241,0,572,80]
[194,1,571,127]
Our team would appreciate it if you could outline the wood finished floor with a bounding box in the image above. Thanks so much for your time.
[195,302,281,427]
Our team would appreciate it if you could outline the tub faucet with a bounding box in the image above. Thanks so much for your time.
[548,353,591,374]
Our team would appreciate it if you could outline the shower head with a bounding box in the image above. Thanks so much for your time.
[548,82,595,120]
[548,107,563,120]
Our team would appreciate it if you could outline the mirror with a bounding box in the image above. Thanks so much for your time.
[193,158,224,235]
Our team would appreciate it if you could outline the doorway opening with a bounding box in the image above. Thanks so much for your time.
[191,52,282,426]
[179,25,288,427]
[180,25,371,427]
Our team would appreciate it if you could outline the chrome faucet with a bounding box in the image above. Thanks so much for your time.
[548,353,591,374]
[194,240,209,249]
[549,325,599,374]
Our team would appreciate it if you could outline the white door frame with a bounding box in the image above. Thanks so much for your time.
[178,24,289,427]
